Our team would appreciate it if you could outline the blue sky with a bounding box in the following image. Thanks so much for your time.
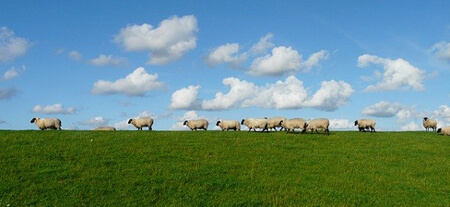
[0,0,449,130]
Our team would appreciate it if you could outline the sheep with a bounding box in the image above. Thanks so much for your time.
[305,118,330,135]
[30,117,62,130]
[423,117,437,132]
[437,127,450,136]
[183,119,208,131]
[216,120,240,131]
[265,116,287,131]
[93,126,116,131]
[354,119,376,132]
[280,118,307,133]
[241,118,269,132]
[128,118,153,130]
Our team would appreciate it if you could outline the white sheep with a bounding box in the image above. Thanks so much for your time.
[354,119,376,132]
[128,118,153,130]
[305,118,330,135]
[280,118,307,133]
[265,116,287,131]
[423,117,437,132]
[30,117,62,130]
[93,126,116,131]
[216,120,240,131]
[241,118,269,132]
[437,127,450,136]
[183,119,208,131]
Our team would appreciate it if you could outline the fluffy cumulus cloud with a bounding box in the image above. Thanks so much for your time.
[68,50,82,61]
[0,87,18,100]
[114,15,198,65]
[250,33,275,55]
[80,116,109,126]
[357,54,425,91]
[431,41,450,63]
[434,105,450,122]
[32,103,76,114]
[204,43,247,68]
[170,85,201,110]
[0,27,31,62]
[329,119,355,130]
[172,76,353,111]
[401,121,422,131]
[249,46,328,76]
[92,67,164,96]
[362,101,418,123]
[88,54,128,67]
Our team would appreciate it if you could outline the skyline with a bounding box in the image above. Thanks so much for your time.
[0,1,449,130]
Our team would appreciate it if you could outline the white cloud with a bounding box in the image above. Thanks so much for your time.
[170,85,201,110]
[204,43,247,68]
[434,105,450,122]
[114,119,130,130]
[431,41,450,63]
[88,54,128,67]
[92,67,164,96]
[357,54,425,91]
[32,103,76,114]
[80,116,109,126]
[3,65,25,81]
[0,87,18,100]
[329,119,355,130]
[362,101,418,123]
[0,27,31,62]
[114,15,198,65]
[200,76,353,111]
[68,50,82,61]
[249,46,328,76]
[401,121,422,131]
[250,33,275,55]
[203,78,257,110]
[137,110,155,119]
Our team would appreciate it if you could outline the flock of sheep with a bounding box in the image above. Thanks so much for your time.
[29,116,450,135]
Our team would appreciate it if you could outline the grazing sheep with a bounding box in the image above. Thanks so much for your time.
[241,118,269,132]
[30,117,62,130]
[354,119,376,132]
[93,126,116,131]
[265,117,287,131]
[216,120,240,131]
[128,118,153,130]
[305,118,330,135]
[423,117,437,132]
[183,119,208,131]
[280,118,307,133]
[437,127,450,136]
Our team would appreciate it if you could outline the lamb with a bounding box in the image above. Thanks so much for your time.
[305,118,330,135]
[265,117,287,131]
[183,119,208,131]
[280,118,307,133]
[241,118,269,132]
[423,117,437,132]
[93,126,116,131]
[354,119,376,132]
[30,117,62,130]
[128,118,153,130]
[216,120,240,131]
[437,127,450,136]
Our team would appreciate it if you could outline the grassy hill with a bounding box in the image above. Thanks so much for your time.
[1,130,450,206]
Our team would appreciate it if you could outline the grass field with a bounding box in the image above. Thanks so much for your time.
[1,130,450,206]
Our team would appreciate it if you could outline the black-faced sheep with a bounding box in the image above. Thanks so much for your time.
[128,118,153,130]
[354,119,376,132]
[423,117,437,132]
[183,119,208,131]
[30,117,62,130]
[216,120,240,131]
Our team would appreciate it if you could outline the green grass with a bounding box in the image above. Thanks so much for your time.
[1,130,450,206]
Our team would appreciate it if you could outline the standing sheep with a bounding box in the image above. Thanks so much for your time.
[354,119,376,132]
[30,117,62,130]
[241,118,269,132]
[423,117,437,132]
[183,119,208,131]
[216,120,240,131]
[280,118,307,133]
[265,117,287,131]
[128,118,153,130]
[437,127,450,136]
[305,118,330,135]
